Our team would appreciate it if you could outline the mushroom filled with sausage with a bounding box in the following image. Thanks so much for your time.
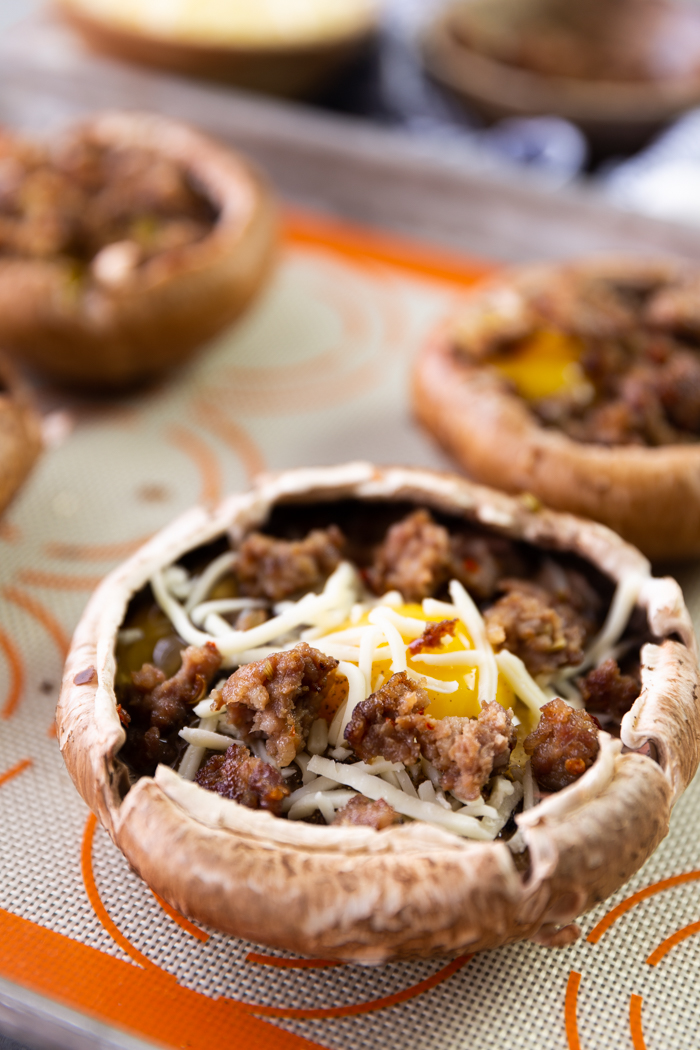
[57,463,700,961]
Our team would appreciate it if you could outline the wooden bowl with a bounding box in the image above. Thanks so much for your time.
[0,112,278,391]
[422,1,700,151]
[56,0,379,98]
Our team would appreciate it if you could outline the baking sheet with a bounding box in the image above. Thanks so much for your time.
[0,211,699,1050]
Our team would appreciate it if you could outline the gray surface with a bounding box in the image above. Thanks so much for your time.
[0,0,41,33]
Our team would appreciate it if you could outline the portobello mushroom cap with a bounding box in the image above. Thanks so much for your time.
[57,463,700,962]
[413,257,700,562]
[0,354,42,516]
[0,111,277,390]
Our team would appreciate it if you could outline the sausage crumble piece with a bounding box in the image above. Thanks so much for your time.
[218,643,339,767]
[420,703,517,801]
[578,657,640,722]
[344,671,429,765]
[366,509,455,602]
[366,510,524,602]
[235,526,345,602]
[195,742,289,815]
[496,270,700,448]
[0,130,217,269]
[333,795,400,829]
[121,642,222,773]
[484,566,600,678]
[524,698,600,792]
[345,673,516,800]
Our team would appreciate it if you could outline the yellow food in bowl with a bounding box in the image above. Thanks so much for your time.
[60,0,381,47]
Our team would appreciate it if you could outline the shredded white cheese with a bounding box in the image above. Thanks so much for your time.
[307,718,329,756]
[368,609,408,673]
[288,790,358,822]
[495,650,550,719]
[448,580,498,706]
[179,726,235,751]
[307,756,492,839]
[190,597,266,627]
[583,571,646,670]
[184,551,238,612]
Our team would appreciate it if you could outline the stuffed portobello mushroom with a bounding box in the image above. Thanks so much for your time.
[413,257,700,561]
[57,463,700,961]
[0,111,277,390]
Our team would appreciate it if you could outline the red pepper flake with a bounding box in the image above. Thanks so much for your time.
[462,558,480,574]
[408,619,457,655]
[116,704,131,727]
[73,666,97,686]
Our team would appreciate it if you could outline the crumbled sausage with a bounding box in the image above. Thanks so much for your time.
[509,269,700,447]
[367,510,525,602]
[344,671,429,765]
[657,350,700,433]
[578,658,639,722]
[420,702,516,801]
[524,697,600,792]
[195,743,289,814]
[219,643,338,767]
[333,795,400,829]
[449,533,527,599]
[130,642,222,728]
[120,642,222,773]
[484,566,599,678]
[345,673,516,800]
[235,526,344,602]
[366,510,453,602]
[408,619,457,655]
[0,129,216,266]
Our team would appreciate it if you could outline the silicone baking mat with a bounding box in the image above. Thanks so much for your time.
[1,211,699,1050]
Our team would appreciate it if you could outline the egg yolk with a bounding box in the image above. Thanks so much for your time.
[332,603,515,721]
[492,328,585,401]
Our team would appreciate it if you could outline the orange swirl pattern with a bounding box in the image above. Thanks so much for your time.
[2,587,70,657]
[234,956,472,1020]
[44,536,154,562]
[0,757,32,789]
[81,813,157,971]
[166,425,222,506]
[629,994,647,1050]
[0,627,24,719]
[565,971,582,1050]
[192,401,266,483]
[647,920,700,966]
[15,569,104,591]
[151,889,210,944]
[587,870,700,943]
